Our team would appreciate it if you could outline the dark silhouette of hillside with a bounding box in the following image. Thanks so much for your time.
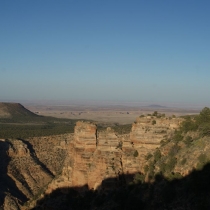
[32,163,210,210]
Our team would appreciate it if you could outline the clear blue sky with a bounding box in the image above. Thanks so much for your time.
[1,0,210,107]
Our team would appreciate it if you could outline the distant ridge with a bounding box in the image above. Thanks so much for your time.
[0,102,38,118]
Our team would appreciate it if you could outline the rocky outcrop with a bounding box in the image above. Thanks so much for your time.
[7,140,30,157]
[122,116,183,173]
[0,116,182,209]
[130,116,181,146]
[69,123,125,190]
[74,121,97,151]
[97,127,119,150]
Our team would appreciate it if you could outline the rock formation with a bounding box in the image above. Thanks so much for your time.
[0,116,182,209]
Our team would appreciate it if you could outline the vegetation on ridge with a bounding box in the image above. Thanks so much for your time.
[0,122,76,139]
[141,107,210,182]
[0,103,78,138]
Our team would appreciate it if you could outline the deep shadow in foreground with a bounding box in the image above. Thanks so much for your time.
[33,163,210,210]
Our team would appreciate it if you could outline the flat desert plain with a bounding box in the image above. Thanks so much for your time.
[25,104,200,125]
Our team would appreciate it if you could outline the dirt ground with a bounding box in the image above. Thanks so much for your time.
[25,104,200,125]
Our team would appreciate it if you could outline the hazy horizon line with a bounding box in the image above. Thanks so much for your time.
[0,99,208,110]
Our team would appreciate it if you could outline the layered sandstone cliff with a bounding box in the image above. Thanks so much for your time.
[58,116,182,191]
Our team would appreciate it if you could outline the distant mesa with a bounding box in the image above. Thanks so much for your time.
[145,104,168,109]
[0,102,38,118]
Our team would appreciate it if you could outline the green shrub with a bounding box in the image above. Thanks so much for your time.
[173,131,183,142]
[145,153,153,161]
[184,136,193,146]
[197,107,210,124]
[133,173,145,184]
[152,111,158,116]
[116,141,123,149]
[199,123,210,137]
[154,149,161,162]
[194,107,210,137]
[112,124,132,135]
[197,155,208,169]
[198,153,207,165]
[167,172,182,181]
[181,158,187,165]
[148,169,155,179]
[165,156,177,172]
[152,120,156,125]
[144,165,149,173]
[133,150,139,157]
[148,161,155,177]
[168,144,180,156]
[181,117,198,133]
[159,161,166,173]
[160,139,167,146]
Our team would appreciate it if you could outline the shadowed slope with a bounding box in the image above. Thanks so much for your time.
[32,163,210,210]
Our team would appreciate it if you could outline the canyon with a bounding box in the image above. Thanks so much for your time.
[0,115,182,209]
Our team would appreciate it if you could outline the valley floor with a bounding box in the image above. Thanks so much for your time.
[25,104,199,124]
